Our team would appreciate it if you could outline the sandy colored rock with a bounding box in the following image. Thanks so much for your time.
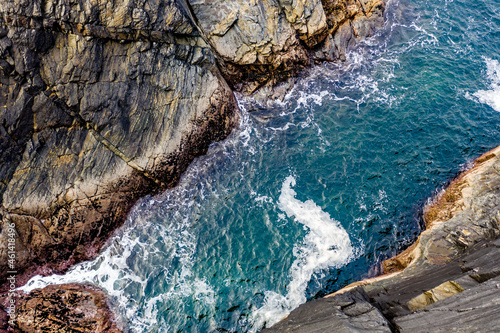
[384,145,500,273]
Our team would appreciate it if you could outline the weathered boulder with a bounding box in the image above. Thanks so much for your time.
[189,0,311,94]
[1,283,122,332]
[311,0,385,61]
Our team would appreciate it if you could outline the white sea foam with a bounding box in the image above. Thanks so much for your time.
[250,176,354,330]
[19,174,220,332]
[467,57,500,112]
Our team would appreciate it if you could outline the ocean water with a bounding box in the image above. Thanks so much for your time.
[22,0,500,331]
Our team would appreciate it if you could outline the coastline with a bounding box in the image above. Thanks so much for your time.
[264,145,500,332]
[0,0,387,331]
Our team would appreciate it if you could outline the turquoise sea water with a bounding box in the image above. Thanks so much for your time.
[23,0,500,331]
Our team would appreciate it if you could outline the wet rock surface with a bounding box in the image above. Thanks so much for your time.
[265,146,500,332]
[1,283,122,332]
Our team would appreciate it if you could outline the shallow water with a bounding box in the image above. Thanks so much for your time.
[22,0,500,331]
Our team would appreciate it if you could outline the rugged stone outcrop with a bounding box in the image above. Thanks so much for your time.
[311,0,385,61]
[190,0,385,94]
[1,283,122,332]
[265,145,500,332]
[0,0,388,330]
[0,0,238,285]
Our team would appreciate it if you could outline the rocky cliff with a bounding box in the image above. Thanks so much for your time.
[0,0,386,288]
[264,145,500,332]
[0,0,386,331]
[0,0,241,286]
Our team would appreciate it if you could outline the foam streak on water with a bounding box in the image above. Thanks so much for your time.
[250,176,354,330]
[469,57,500,112]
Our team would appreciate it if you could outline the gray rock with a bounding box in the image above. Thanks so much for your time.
[394,276,500,333]
[262,287,391,333]
[0,0,238,283]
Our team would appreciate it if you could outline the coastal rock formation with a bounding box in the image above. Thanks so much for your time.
[0,0,387,330]
[264,145,500,332]
[0,0,387,287]
[190,0,385,93]
[383,145,500,272]
[1,283,121,332]
[0,0,238,284]
[263,287,391,332]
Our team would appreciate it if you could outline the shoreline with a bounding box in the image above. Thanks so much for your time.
[264,144,500,332]
[0,0,387,331]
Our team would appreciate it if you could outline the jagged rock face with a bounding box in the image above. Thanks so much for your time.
[190,0,384,93]
[0,0,238,282]
[0,0,386,286]
[189,0,313,94]
[2,283,122,332]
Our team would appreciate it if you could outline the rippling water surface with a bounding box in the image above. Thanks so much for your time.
[23,0,500,331]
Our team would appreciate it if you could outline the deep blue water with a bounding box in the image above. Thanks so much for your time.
[23,0,500,332]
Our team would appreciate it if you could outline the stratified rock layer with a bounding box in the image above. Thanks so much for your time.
[264,145,500,332]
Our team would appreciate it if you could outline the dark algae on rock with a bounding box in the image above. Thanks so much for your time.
[0,0,387,331]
